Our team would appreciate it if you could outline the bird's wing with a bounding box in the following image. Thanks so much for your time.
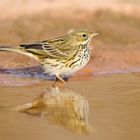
[20,41,68,59]
[43,37,76,57]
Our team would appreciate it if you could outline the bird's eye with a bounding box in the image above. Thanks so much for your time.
[82,34,86,37]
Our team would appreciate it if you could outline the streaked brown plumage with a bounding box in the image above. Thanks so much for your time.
[0,30,98,86]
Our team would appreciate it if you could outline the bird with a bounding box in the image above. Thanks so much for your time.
[0,30,98,86]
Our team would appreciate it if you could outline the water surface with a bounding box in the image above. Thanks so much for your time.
[0,73,139,140]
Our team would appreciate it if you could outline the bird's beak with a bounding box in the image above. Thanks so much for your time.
[92,32,99,37]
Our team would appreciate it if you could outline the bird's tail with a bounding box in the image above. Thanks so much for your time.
[0,46,25,54]
[0,46,39,61]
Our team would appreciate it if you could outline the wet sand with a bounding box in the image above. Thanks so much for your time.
[0,73,139,140]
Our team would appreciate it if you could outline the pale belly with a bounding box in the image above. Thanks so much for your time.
[62,53,90,76]
[41,48,90,77]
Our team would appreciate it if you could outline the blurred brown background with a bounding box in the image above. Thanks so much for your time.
[0,0,140,75]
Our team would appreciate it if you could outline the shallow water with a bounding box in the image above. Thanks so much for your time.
[0,73,140,140]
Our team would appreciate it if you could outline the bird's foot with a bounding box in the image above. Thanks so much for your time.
[52,76,67,88]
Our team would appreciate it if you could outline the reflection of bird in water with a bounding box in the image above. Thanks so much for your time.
[16,87,92,134]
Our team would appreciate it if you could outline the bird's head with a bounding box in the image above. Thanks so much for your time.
[67,30,99,46]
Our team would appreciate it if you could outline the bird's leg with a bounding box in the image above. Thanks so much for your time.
[52,75,66,87]
[56,75,66,83]
[52,77,58,87]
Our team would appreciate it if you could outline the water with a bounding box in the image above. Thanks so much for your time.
[0,73,139,140]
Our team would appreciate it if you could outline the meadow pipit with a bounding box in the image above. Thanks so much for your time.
[0,30,98,86]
